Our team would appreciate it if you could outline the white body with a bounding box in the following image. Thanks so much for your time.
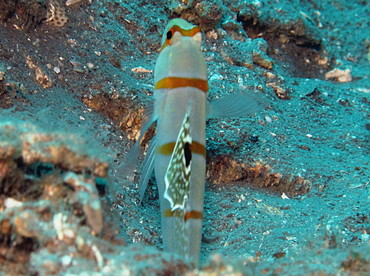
[154,20,207,265]
[133,18,267,267]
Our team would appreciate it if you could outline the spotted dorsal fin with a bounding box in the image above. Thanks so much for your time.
[164,108,192,211]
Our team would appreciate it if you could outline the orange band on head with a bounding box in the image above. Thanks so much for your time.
[155,77,208,92]
[172,25,201,37]
[160,25,201,51]
[157,141,206,157]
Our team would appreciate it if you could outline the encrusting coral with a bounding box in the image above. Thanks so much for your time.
[0,0,68,30]
[0,118,109,274]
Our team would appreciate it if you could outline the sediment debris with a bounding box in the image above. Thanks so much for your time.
[171,0,223,31]
[325,68,352,83]
[207,156,311,197]
[82,93,147,142]
[26,56,53,89]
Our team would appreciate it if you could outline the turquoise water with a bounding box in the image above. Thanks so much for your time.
[0,0,369,274]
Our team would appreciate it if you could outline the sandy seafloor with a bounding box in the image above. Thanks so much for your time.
[0,0,369,275]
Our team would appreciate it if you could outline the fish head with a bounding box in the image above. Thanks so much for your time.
[160,18,202,52]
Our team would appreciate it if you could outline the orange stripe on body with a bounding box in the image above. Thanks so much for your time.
[157,141,206,157]
[164,208,203,222]
[155,77,208,93]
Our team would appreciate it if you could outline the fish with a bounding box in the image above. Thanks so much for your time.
[125,18,268,267]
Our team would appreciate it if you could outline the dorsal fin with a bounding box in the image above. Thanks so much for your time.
[164,107,192,211]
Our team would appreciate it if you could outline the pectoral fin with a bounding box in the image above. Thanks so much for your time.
[118,104,156,183]
[138,135,156,202]
[207,93,268,119]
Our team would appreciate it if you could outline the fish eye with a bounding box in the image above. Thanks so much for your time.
[166,30,173,40]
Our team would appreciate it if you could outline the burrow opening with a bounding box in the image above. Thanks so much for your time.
[237,15,330,79]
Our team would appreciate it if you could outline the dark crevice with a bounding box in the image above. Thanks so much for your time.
[237,14,329,79]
